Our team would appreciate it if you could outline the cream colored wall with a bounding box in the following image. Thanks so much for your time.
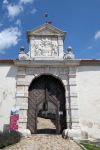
[0,64,17,131]
[1,61,100,140]
[77,66,100,139]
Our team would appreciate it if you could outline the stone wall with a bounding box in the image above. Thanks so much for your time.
[0,64,17,131]
[77,66,100,140]
[0,59,100,140]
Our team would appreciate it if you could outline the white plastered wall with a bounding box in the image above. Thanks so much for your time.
[0,64,17,131]
[77,66,100,139]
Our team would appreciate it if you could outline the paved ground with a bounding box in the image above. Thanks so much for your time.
[37,117,56,130]
[37,117,56,133]
[4,134,82,150]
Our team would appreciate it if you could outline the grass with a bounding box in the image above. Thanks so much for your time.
[81,143,100,150]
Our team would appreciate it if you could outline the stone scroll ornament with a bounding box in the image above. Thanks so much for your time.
[33,38,58,56]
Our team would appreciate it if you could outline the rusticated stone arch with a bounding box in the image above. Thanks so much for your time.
[27,74,66,134]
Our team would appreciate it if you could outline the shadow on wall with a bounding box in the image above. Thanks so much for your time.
[78,66,100,72]
[6,65,17,78]
[3,124,9,132]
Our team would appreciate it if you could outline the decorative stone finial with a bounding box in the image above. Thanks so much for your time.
[45,12,48,18]
[19,46,28,60]
[67,46,72,52]
[19,46,25,53]
[64,46,75,59]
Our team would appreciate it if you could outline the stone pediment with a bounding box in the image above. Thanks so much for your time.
[26,23,66,59]
[27,23,66,41]
[33,28,59,35]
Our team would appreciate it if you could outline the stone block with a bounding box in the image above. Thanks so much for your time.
[70,85,77,93]
[58,46,64,57]
[18,104,28,109]
[71,118,79,122]
[17,80,30,86]
[17,74,25,78]
[18,67,25,72]
[69,67,77,74]
[24,92,28,97]
[72,122,80,129]
[59,74,67,80]
[70,92,77,97]
[19,109,28,118]
[16,93,25,97]
[19,118,27,122]
[69,78,77,85]
[25,75,34,83]
[62,80,67,86]
[66,103,78,109]
[16,81,25,86]
[18,129,31,137]
[58,39,63,46]
[18,122,27,129]
[16,99,28,107]
[17,86,24,93]
[71,108,79,117]
[62,129,82,140]
[68,74,76,78]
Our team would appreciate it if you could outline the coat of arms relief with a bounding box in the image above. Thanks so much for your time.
[31,37,58,56]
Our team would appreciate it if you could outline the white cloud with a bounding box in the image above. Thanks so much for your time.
[7,4,23,18]
[31,8,37,14]
[3,0,36,19]
[3,0,8,5]
[94,30,100,40]
[88,46,93,49]
[0,27,21,54]
[20,0,34,4]
[15,19,21,27]
[0,23,3,27]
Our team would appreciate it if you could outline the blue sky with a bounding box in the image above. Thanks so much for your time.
[0,0,100,59]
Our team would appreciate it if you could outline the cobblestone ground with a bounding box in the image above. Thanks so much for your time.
[4,134,82,150]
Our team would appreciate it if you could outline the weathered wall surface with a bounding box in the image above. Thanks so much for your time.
[0,64,17,131]
[77,66,100,139]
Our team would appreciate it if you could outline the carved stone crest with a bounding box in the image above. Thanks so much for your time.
[31,37,58,57]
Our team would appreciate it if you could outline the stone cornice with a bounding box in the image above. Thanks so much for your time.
[1,59,100,66]
[14,59,80,67]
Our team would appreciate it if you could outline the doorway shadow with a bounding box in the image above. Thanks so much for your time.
[37,128,56,134]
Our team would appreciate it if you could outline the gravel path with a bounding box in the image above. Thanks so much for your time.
[4,134,82,150]
[37,117,56,130]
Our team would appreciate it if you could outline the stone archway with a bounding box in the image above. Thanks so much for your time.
[27,75,66,134]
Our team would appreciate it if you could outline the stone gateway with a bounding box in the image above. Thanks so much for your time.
[0,23,100,141]
[28,75,66,134]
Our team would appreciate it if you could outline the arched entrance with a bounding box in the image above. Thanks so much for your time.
[27,75,66,134]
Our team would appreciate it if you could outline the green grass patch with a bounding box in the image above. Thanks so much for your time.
[81,143,100,150]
